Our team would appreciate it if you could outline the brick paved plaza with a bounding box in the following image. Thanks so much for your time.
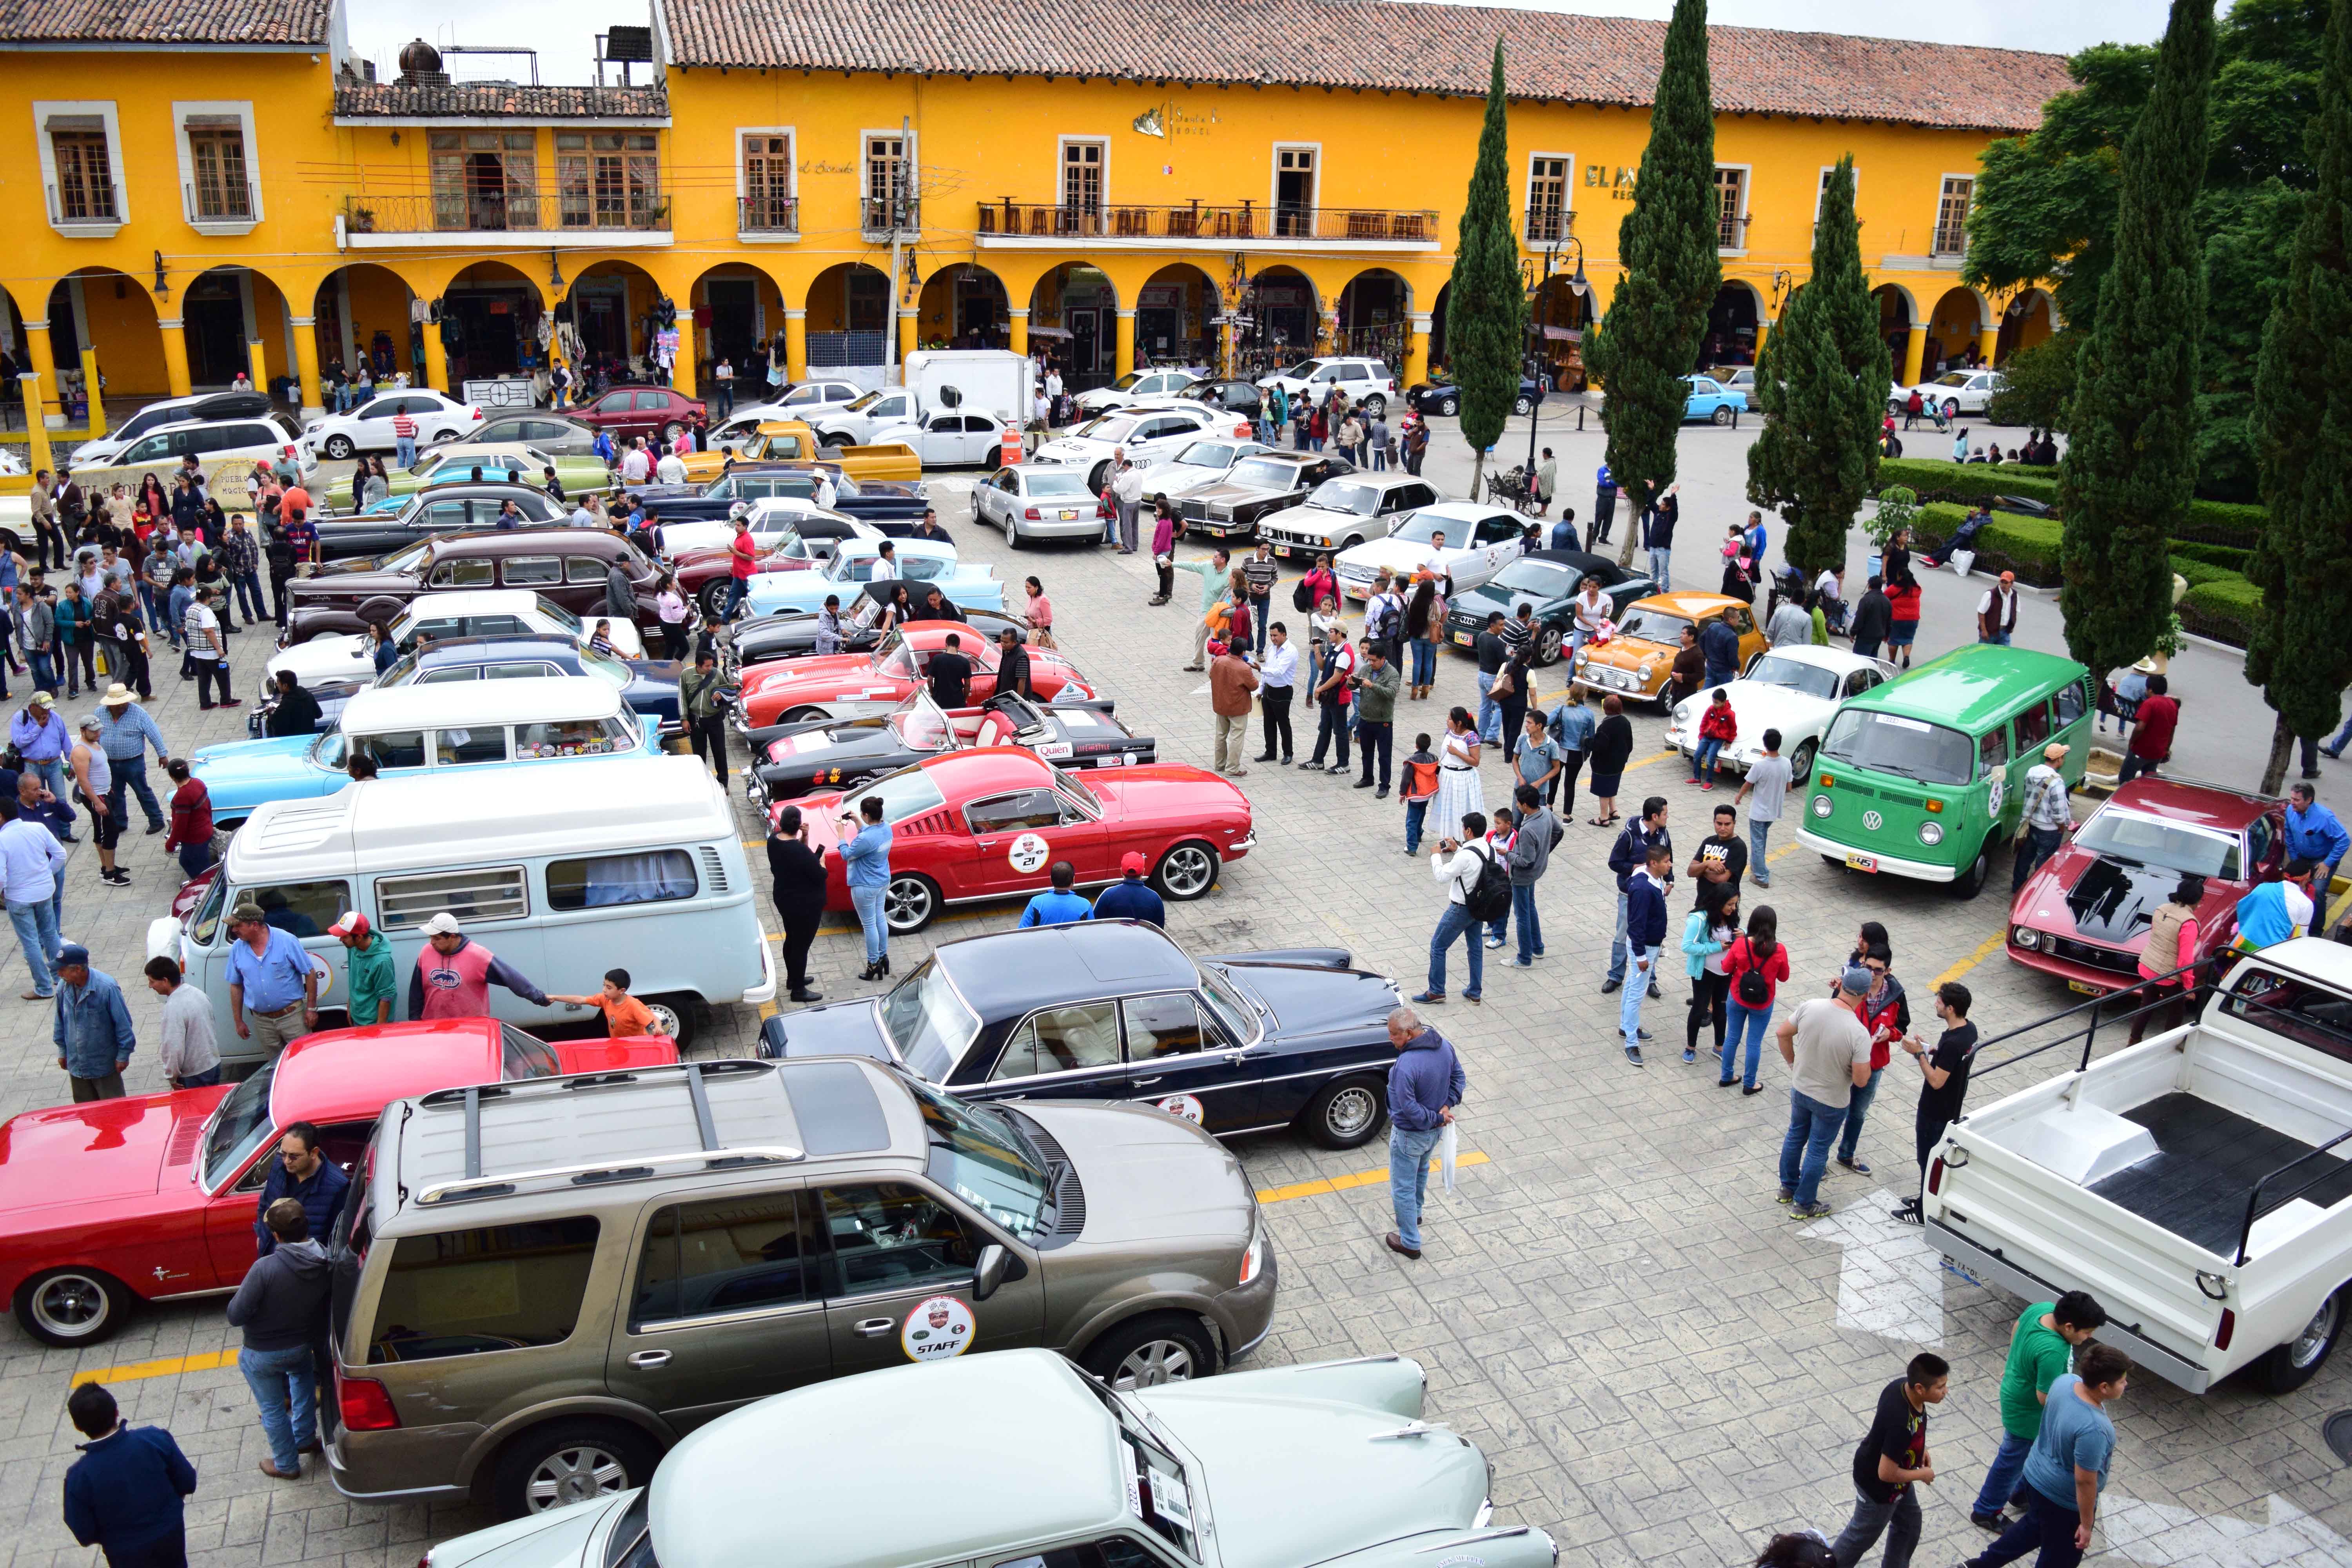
[1,414,2345,1567]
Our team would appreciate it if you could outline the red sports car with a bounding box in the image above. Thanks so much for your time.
[733,621,1096,728]
[2007,777,2287,993]
[0,1018,676,1347]
[785,747,1254,931]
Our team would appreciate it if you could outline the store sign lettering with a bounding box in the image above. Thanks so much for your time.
[799,159,856,175]
[1133,103,1220,140]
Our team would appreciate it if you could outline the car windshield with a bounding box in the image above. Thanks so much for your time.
[880,958,982,1082]
[906,1076,1052,1241]
[2074,808,2243,878]
[1932,372,1973,387]
[1108,372,1148,391]
[380,541,435,576]
[1614,609,1693,645]
[1170,442,1235,469]
[307,731,348,766]
[575,645,632,686]
[1744,654,1843,702]
[536,597,583,634]
[1024,470,1091,498]
[1200,966,1261,1043]
[1310,481,1383,516]
[202,1063,279,1190]
[1491,560,1578,597]
[1071,414,1139,442]
[1227,459,1303,490]
[845,762,950,824]
[888,695,956,751]
[1285,359,1325,377]
[1386,512,1458,546]
[1822,709,1976,786]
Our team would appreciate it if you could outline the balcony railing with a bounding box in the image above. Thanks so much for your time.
[1717,216,1749,250]
[342,190,670,235]
[46,182,122,226]
[739,195,799,235]
[861,196,919,236]
[186,181,257,223]
[1523,206,1575,244]
[978,200,1438,243]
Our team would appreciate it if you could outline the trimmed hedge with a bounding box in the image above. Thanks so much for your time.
[2180,576,2264,647]
[1871,459,2267,549]
[1907,502,2062,587]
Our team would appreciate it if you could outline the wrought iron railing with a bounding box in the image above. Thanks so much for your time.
[977,200,1438,243]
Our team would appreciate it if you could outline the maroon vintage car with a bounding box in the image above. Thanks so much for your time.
[572,384,708,442]
[277,528,663,645]
[2007,777,2287,993]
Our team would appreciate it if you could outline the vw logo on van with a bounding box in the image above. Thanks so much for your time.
[1862,810,1884,831]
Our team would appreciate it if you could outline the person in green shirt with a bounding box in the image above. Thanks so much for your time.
[1173,546,1234,671]
[329,911,398,1026]
[1970,1290,2107,1532]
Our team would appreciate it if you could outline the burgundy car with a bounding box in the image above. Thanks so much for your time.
[574,384,708,441]
[2007,777,2287,993]
[278,528,662,645]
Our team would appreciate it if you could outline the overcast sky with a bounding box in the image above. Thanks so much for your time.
[345,0,2176,87]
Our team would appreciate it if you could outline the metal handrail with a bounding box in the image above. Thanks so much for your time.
[976,198,1437,243]
[185,180,256,223]
[1970,955,2217,1080]
[738,194,798,233]
[2233,1126,2352,1265]
[1523,207,1575,243]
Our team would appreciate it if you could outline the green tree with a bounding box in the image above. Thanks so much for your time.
[1746,157,1886,575]
[2247,0,2352,794]
[1443,41,1528,501]
[1584,0,1718,568]
[1984,332,2078,431]
[2056,0,2217,679]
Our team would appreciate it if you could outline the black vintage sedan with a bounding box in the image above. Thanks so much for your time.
[250,634,683,738]
[760,921,1403,1148]
[1407,373,1547,419]
[1174,451,1356,543]
[311,482,568,561]
[727,579,1029,677]
[632,466,931,532]
[746,690,1153,806]
[1442,548,1657,665]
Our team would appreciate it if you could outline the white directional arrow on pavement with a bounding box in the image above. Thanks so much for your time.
[2093,1492,2350,1566]
[1798,1185,1949,1345]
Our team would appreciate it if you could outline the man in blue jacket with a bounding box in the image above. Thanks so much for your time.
[1602,797,1672,996]
[254,1122,350,1256]
[2285,784,2348,900]
[1091,851,1167,927]
[1620,844,1671,1066]
[1018,860,1096,928]
[1384,1007,1465,1261]
[63,1381,197,1568]
[53,945,134,1100]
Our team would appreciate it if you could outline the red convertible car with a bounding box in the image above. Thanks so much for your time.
[0,1019,676,1347]
[786,747,1254,931]
[2007,778,2287,993]
[734,621,1095,728]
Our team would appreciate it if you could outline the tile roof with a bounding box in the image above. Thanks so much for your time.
[333,82,671,119]
[658,0,2074,133]
[0,0,333,45]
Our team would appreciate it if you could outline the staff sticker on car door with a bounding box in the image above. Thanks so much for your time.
[902,1295,975,1362]
[1155,1094,1206,1124]
[1008,832,1052,873]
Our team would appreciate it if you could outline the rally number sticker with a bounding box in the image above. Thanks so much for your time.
[901,1294,976,1363]
[1155,1094,1207,1124]
[1987,775,2006,817]
[1008,832,1052,873]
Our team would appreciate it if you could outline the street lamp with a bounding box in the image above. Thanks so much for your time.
[1520,233,1588,497]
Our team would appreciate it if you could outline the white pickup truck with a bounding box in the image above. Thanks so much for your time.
[1925,936,2352,1396]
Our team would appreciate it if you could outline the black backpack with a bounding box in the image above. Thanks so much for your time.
[1465,845,1513,922]
[1734,938,1771,1006]
[1292,576,1314,613]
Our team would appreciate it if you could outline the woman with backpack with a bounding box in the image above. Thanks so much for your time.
[1720,904,1790,1093]
[1402,573,1444,700]
[1683,882,1740,1067]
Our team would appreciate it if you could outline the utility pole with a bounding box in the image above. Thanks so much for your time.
[887,113,914,384]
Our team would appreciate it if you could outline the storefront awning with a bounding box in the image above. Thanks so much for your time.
[1028,325,1074,339]
[1540,325,1581,341]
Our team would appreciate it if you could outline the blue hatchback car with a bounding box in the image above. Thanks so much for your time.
[249,634,682,739]
[1682,374,1747,425]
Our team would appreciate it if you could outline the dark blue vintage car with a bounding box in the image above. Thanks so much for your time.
[759,921,1402,1148]
[628,465,930,532]
[249,633,682,739]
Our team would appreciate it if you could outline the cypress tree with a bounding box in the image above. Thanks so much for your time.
[1584,0,1719,567]
[2056,0,2217,676]
[2247,0,2352,794]
[1746,157,1887,575]
[1444,41,1528,501]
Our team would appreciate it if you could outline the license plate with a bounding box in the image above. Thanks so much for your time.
[1844,852,1878,873]
[1058,509,1077,521]
[1453,631,1472,646]
[1274,545,1293,558]
[2068,980,2101,996]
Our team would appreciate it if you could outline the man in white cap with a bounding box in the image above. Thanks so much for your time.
[407,912,548,1021]
[93,683,169,836]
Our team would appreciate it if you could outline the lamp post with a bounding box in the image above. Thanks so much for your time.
[1519,232,1588,497]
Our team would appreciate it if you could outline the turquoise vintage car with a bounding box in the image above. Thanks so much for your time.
[386,442,611,500]
[191,677,656,831]
[743,535,1004,619]
[416,1348,1555,1568]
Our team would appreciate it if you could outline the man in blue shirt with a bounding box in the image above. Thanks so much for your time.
[95,688,171,835]
[1588,462,1616,550]
[1093,851,1167,927]
[2285,784,2348,898]
[0,794,67,1000]
[837,795,895,980]
[1018,860,1096,927]
[1963,1344,2130,1568]
[53,945,135,1101]
[63,1381,197,1568]
[222,898,322,1057]
[1383,1007,1465,1260]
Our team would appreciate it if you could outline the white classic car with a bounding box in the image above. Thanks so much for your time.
[1664,643,1895,779]
[264,588,644,688]
[1334,501,1528,600]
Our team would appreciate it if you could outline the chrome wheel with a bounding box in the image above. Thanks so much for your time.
[524,1443,631,1513]
[1156,843,1218,899]
[1323,1084,1380,1142]
[1534,624,1564,666]
[885,874,937,932]
[1112,1339,1199,1390]
[642,997,685,1038]
[29,1271,115,1341]
[323,435,355,461]
[2290,1294,2341,1369]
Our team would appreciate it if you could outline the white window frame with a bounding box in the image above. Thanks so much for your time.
[735,124,799,240]
[1523,151,1575,243]
[172,100,263,235]
[1815,164,1858,222]
[1932,172,1974,257]
[33,99,127,235]
[1712,163,1751,255]
[1058,135,1110,210]
[1270,142,1322,237]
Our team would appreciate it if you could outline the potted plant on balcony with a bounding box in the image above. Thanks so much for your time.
[351,205,377,233]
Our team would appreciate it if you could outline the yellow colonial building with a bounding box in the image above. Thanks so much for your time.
[0,0,2067,430]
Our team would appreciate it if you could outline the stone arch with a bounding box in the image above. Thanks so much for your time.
[42,267,167,414]
[1025,261,1120,388]
[1706,279,1766,367]
[1138,262,1218,368]
[1428,280,1452,374]
[1926,285,1992,371]
[1239,265,1318,377]
[313,264,423,390]
[690,261,790,403]
[1336,267,1412,371]
[562,258,673,385]
[915,261,1013,352]
[0,286,32,431]
[1995,287,2057,363]
[804,261,898,380]
[1871,284,1918,378]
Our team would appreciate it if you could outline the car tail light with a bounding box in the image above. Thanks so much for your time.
[2215,1308,2236,1349]
[1926,1156,1945,1195]
[468,407,483,419]
[1025,507,1041,521]
[339,1372,400,1431]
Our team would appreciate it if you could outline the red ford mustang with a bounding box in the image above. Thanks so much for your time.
[784,747,1255,932]
[0,1018,676,1347]
[733,621,1095,728]
[2007,777,2286,993]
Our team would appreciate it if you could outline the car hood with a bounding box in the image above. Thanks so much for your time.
[190,733,327,783]
[759,998,897,1063]
[1215,961,1399,1045]
[744,652,882,697]
[1339,539,1436,573]
[1021,1101,1252,1245]
[426,1490,629,1568]
[1137,1383,1488,1568]
[1456,583,1566,622]
[2048,852,2178,947]
[289,568,410,597]
[265,636,374,686]
[1676,681,1830,739]
[1083,766,1246,819]
[0,1089,227,1212]
[1183,478,1291,507]
[1259,502,1368,535]
[1582,635,1673,669]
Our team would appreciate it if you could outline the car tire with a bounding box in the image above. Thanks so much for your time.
[1512,394,1534,417]
[641,992,703,1047]
[1438,394,1460,417]
[1532,624,1565,667]
[2253,1285,2345,1394]
[779,705,826,724]
[1362,394,1386,418]
[431,429,459,444]
[0,528,19,557]
[970,492,986,525]
[1087,461,1110,494]
[1298,1074,1388,1149]
[490,1420,661,1520]
[662,422,685,441]
[322,434,356,461]
[698,580,730,619]
[1887,399,1904,416]
[13,1266,132,1348]
[1007,517,1027,550]
[1711,406,1735,426]
[1953,842,1991,900]
[1341,534,1365,552]
[1153,840,1220,900]
[1082,1310,1218,1390]
[884,871,940,933]
[1789,740,1817,781]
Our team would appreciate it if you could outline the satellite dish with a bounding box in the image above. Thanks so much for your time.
[938,385,962,409]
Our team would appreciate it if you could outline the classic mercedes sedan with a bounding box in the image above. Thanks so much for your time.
[746,689,1153,805]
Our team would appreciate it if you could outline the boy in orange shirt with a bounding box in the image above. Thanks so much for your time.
[548,967,667,1037]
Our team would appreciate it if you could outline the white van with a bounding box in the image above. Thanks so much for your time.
[147,753,775,1067]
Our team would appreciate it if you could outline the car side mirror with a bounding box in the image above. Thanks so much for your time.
[973,1242,1023,1301]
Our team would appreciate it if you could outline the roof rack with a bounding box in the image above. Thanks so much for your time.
[414,1060,802,1207]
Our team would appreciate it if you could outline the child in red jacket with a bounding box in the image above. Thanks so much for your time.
[1693,688,1739,789]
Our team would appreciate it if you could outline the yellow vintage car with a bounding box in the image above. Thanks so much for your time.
[1570,590,1766,706]
[678,419,920,483]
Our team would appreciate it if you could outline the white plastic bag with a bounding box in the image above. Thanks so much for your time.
[1437,1122,1459,1192]
[1949,548,1976,579]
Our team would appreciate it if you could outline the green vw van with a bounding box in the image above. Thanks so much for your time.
[1797,646,2094,897]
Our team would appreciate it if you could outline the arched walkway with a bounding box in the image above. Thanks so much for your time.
[1239,265,1316,379]
[435,259,548,385]
[177,265,298,394]
[1926,285,1991,373]
[1138,263,1216,369]
[1027,262,1118,389]
[1428,281,1453,376]
[1995,287,2056,363]
[46,267,166,412]
[564,258,669,385]
[314,263,420,391]
[1872,285,1917,380]
[0,288,31,431]
[1704,281,1763,368]
[1526,273,1591,390]
[805,261,896,381]
[916,263,1012,351]
[690,262,786,404]
[1336,268,1411,371]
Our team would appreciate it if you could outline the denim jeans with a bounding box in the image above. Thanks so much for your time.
[849,884,889,965]
[1511,883,1543,961]
[107,752,166,831]
[1475,671,1501,744]
[394,435,417,468]
[1971,1430,2035,1519]
[1250,597,1271,655]
[1749,817,1775,884]
[239,1341,317,1474]
[1427,901,1483,998]
[7,897,59,995]
[1780,1090,1849,1206]
[1693,735,1724,784]
[1648,547,1671,588]
[722,577,750,622]
[28,650,56,690]
[2012,824,2063,893]
[1409,637,1437,686]
[2329,712,2352,753]
[1389,1123,1445,1249]
[1405,798,1429,853]
[1975,1486,2085,1568]
[1829,1485,1920,1568]
[1606,891,1631,983]
[1722,998,1773,1087]
[27,756,65,801]
[1619,946,1653,1040]
[1838,1066,1884,1163]
[233,569,269,624]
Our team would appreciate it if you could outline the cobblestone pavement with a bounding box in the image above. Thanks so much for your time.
[0,416,2345,1568]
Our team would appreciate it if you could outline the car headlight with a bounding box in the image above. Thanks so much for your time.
[1919,821,1944,846]
[1671,701,1691,726]
[1209,504,1232,519]
[1238,1207,1267,1285]
[2012,925,2040,950]
[1811,793,1833,818]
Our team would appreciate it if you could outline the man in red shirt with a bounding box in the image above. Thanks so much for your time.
[390,409,418,470]
[2120,672,2178,785]
[723,517,757,622]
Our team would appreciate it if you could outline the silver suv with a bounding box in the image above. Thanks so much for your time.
[325,1057,1274,1517]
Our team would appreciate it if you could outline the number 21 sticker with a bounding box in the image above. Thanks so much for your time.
[1008,831,1051,873]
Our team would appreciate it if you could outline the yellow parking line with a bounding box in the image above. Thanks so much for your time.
[1256,1151,1489,1205]
[71,1349,236,1388]
[1932,930,2008,988]
[1624,749,1678,773]
[2328,879,2352,934]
